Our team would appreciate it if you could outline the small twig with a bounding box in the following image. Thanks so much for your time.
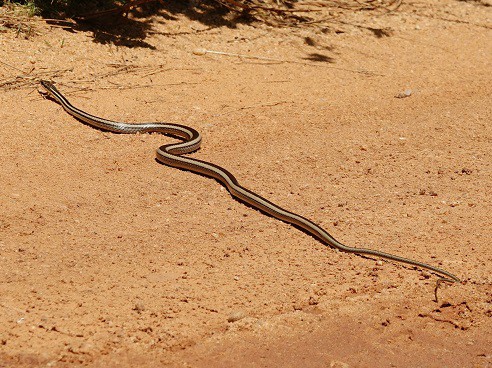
[0,59,27,73]
[193,48,381,75]
[0,67,73,90]
[419,312,468,330]
[193,48,290,62]
[225,100,292,113]
[413,13,491,29]
[434,278,455,303]
[98,81,199,90]
[240,101,290,109]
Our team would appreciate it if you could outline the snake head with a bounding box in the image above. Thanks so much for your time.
[40,80,54,88]
[39,80,61,101]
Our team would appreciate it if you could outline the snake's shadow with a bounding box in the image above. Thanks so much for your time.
[154,158,420,274]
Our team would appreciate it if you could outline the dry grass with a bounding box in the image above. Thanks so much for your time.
[0,1,38,36]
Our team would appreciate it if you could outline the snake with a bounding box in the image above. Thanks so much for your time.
[39,80,460,283]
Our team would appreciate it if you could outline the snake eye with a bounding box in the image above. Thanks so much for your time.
[40,80,54,89]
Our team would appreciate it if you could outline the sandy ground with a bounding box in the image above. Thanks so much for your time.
[1,1,491,367]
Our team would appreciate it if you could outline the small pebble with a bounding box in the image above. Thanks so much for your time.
[133,302,145,313]
[193,48,207,56]
[420,271,431,279]
[227,311,246,323]
[395,89,412,98]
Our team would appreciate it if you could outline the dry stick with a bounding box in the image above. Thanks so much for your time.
[1,15,74,32]
[411,12,491,29]
[0,59,26,73]
[0,63,73,89]
[218,100,292,115]
[44,80,199,95]
[30,63,192,92]
[0,60,32,88]
[331,19,394,35]
[99,81,198,90]
[75,63,195,82]
[193,48,381,75]
[0,16,36,37]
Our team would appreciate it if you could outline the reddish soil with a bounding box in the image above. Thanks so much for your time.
[1,1,491,367]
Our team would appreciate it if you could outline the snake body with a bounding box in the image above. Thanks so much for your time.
[40,80,459,283]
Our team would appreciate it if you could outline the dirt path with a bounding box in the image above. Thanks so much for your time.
[1,1,491,367]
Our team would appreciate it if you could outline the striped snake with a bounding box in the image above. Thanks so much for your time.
[40,80,460,283]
